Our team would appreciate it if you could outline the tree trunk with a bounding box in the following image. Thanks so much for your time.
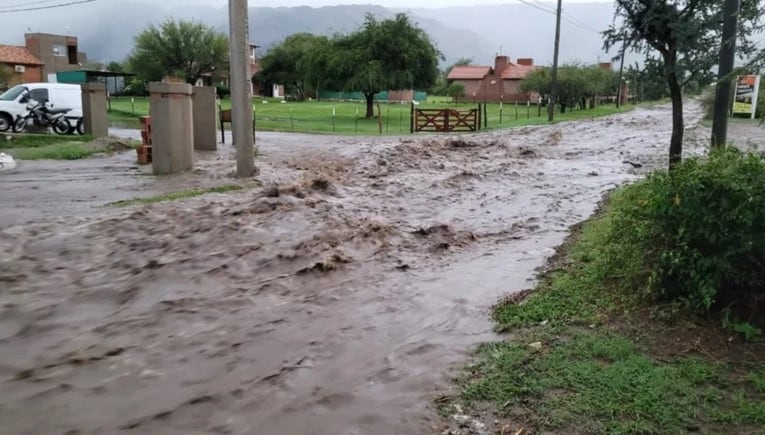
[365,92,375,119]
[665,55,684,170]
[560,104,566,114]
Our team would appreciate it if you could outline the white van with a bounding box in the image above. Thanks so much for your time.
[0,83,83,133]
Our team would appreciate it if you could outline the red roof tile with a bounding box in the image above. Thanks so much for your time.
[0,45,43,66]
[500,64,537,80]
[447,65,491,80]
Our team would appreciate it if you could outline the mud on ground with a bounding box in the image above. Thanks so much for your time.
[0,101,740,435]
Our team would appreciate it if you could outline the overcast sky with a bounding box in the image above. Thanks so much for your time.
[169,0,613,8]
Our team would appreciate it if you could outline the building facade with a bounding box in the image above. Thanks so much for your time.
[447,56,538,103]
[0,45,44,88]
[24,33,87,82]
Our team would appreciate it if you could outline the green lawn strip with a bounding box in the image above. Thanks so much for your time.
[3,135,139,160]
[107,96,634,135]
[107,184,244,207]
[0,134,93,149]
[448,189,765,434]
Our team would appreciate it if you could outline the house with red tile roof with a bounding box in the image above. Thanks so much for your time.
[447,56,538,102]
[0,45,43,88]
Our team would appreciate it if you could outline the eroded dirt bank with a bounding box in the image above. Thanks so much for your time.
[0,103,707,434]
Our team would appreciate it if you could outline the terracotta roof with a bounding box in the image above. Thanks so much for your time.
[500,63,537,80]
[447,65,491,80]
[0,45,43,66]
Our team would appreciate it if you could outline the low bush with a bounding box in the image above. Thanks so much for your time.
[599,147,765,313]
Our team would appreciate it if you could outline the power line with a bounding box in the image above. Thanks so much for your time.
[0,0,67,9]
[518,0,601,34]
[0,0,95,13]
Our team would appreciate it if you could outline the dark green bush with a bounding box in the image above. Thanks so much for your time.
[215,85,231,98]
[601,148,765,312]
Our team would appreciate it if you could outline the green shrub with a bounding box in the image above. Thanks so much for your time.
[215,85,231,98]
[601,148,765,312]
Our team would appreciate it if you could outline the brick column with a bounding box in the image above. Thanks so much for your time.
[192,86,217,150]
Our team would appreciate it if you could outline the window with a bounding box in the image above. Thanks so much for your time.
[53,44,66,56]
[0,85,26,101]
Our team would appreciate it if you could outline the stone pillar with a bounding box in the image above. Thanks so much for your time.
[149,82,193,175]
[192,86,217,150]
[80,83,108,137]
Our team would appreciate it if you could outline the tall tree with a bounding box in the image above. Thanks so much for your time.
[257,33,331,100]
[604,0,764,169]
[330,13,442,118]
[127,20,229,85]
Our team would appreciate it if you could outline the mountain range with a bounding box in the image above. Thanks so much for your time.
[0,1,625,68]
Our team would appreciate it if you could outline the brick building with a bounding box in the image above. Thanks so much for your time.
[447,55,538,102]
[0,45,44,88]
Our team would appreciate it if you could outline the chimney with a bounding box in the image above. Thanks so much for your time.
[494,55,509,74]
[517,58,534,66]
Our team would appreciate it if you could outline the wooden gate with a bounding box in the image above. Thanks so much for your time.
[411,106,481,133]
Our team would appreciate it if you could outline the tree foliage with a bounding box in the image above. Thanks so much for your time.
[604,0,764,169]
[522,64,618,112]
[257,33,331,100]
[257,13,440,117]
[127,19,229,85]
[0,65,14,90]
[331,13,442,117]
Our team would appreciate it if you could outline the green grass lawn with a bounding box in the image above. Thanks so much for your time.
[108,96,635,135]
[442,188,765,434]
[0,134,138,160]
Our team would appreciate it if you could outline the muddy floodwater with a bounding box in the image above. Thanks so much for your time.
[0,102,720,434]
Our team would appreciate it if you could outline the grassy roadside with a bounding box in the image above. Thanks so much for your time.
[108,96,635,135]
[0,134,139,160]
[107,184,244,207]
[442,189,765,434]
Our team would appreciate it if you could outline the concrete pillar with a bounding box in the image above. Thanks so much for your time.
[192,86,217,150]
[149,82,193,175]
[80,83,108,137]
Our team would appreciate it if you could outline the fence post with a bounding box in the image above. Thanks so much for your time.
[410,102,414,133]
[515,101,519,121]
[377,103,382,134]
[332,106,336,132]
[131,96,135,115]
[355,107,359,133]
[499,101,503,124]
[527,100,530,118]
[483,102,488,129]
[444,109,450,132]
[399,104,403,133]
[290,107,294,131]
[386,104,390,132]
[477,103,481,131]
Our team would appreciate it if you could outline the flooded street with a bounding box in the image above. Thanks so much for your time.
[1,102,709,434]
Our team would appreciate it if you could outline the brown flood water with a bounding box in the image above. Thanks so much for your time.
[0,102,707,434]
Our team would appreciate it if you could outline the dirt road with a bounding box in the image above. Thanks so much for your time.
[0,103,708,434]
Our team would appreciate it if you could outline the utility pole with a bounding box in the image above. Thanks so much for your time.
[548,0,563,122]
[711,0,740,148]
[229,0,256,177]
[616,37,627,108]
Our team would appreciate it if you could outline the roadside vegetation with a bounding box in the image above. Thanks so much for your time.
[443,148,765,434]
[0,134,139,160]
[107,184,244,207]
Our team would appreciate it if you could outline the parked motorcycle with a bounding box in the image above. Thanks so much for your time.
[12,95,72,135]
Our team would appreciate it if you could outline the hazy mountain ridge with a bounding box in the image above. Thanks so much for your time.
[0,2,620,67]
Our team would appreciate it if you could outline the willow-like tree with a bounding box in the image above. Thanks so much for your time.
[604,0,764,169]
[330,13,442,118]
[128,20,229,85]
